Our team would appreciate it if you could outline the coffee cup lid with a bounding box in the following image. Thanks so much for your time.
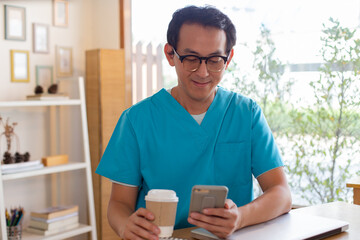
[145,189,178,202]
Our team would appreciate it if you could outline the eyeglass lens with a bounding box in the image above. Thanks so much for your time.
[183,56,226,72]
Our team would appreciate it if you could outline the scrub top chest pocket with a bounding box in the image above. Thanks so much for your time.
[213,142,252,186]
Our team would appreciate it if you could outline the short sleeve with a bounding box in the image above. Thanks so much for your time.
[251,102,283,178]
[95,110,142,186]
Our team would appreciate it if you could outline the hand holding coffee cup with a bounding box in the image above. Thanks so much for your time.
[145,189,178,237]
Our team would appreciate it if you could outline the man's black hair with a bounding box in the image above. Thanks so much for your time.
[167,5,236,55]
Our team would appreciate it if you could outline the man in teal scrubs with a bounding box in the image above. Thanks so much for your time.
[96,5,292,240]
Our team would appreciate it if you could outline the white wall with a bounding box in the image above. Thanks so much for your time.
[90,0,120,48]
[0,0,119,101]
[0,0,120,235]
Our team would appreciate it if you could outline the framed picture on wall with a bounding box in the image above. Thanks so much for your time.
[36,66,53,88]
[10,50,29,82]
[33,23,49,53]
[53,0,69,27]
[4,5,26,40]
[56,46,73,77]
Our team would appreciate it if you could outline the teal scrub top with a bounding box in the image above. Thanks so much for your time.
[96,87,283,229]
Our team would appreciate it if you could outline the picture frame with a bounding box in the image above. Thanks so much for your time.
[10,50,30,82]
[56,46,73,77]
[53,0,69,27]
[33,23,49,53]
[4,5,26,41]
[36,66,53,88]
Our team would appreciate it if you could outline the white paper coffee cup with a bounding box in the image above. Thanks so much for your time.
[145,189,178,237]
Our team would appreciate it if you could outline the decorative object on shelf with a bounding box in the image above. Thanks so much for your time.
[42,154,68,166]
[0,115,30,165]
[53,0,69,27]
[34,65,55,94]
[5,206,24,240]
[48,83,58,93]
[2,152,30,165]
[14,152,30,163]
[2,152,13,164]
[0,116,19,163]
[34,85,43,94]
[4,5,26,41]
[7,224,22,240]
[33,23,49,53]
[10,50,30,82]
[27,66,70,100]
[34,83,60,94]
[56,46,73,77]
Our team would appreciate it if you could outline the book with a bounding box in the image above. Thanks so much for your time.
[30,205,79,220]
[26,93,69,101]
[26,222,79,236]
[1,160,42,170]
[28,215,78,230]
[31,212,78,223]
[1,160,44,175]
[41,154,69,167]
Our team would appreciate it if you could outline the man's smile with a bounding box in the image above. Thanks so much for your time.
[192,80,211,87]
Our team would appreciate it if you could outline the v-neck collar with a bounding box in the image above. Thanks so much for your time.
[152,87,234,151]
[200,87,234,136]
[154,87,234,135]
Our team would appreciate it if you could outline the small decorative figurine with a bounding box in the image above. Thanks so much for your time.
[47,83,58,94]
[34,85,44,94]
[34,72,58,94]
[0,115,30,164]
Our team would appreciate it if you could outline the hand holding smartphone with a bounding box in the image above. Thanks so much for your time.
[189,185,228,215]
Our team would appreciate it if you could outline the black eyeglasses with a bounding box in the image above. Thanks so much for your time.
[173,48,229,72]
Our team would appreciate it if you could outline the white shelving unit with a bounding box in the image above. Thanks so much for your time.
[0,77,97,240]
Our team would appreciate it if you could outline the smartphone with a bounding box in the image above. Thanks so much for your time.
[189,185,228,215]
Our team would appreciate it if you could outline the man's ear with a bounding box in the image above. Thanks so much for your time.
[225,48,234,70]
[164,43,175,66]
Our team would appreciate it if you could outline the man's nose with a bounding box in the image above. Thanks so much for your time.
[195,61,209,77]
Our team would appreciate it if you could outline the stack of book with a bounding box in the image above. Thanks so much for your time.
[27,205,79,236]
[1,160,44,175]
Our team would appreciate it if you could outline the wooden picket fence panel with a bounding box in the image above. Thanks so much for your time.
[133,42,163,103]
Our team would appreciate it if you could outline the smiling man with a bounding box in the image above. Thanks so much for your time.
[166,23,229,115]
[96,5,292,240]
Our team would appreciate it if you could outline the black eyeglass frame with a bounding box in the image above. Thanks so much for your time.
[173,48,229,72]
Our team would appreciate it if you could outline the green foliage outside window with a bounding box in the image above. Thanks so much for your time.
[222,19,360,205]
[287,18,360,204]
